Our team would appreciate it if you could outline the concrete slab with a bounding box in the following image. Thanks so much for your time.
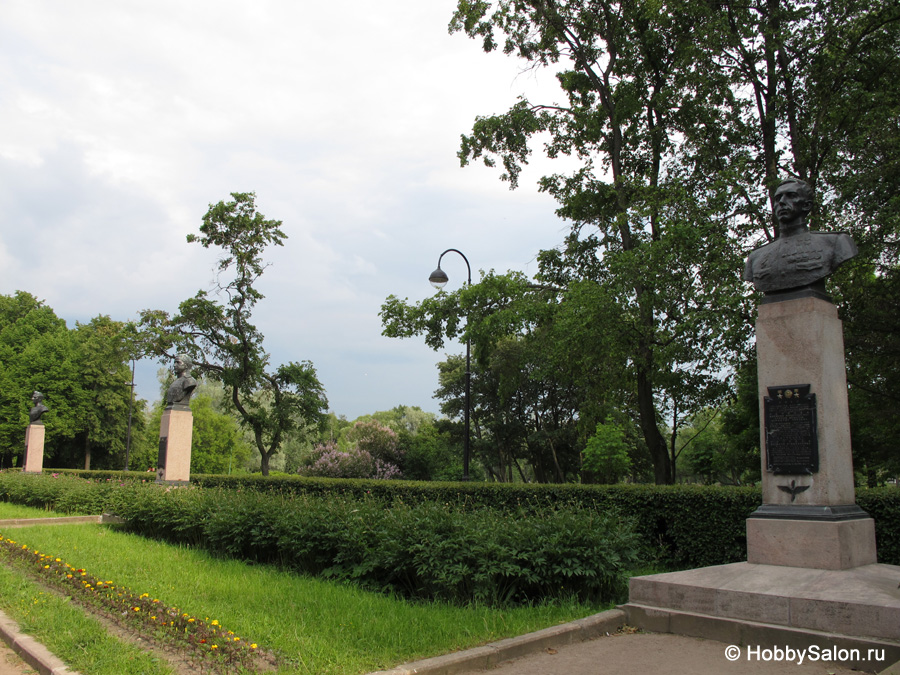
[625,561,900,660]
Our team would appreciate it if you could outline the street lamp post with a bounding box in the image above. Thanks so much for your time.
[124,358,136,471]
[429,248,472,481]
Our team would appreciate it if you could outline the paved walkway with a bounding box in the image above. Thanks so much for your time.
[451,632,884,675]
[372,610,899,675]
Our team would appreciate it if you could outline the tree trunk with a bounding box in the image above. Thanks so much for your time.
[84,437,92,471]
[636,369,672,484]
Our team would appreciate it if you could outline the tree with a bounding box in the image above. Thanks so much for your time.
[0,293,144,470]
[447,0,754,483]
[188,393,253,474]
[138,192,328,475]
[582,418,631,484]
[444,0,899,483]
[66,316,136,470]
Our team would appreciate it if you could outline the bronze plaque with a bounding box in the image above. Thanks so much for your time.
[764,384,818,475]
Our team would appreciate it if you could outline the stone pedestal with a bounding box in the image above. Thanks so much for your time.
[622,297,895,669]
[156,408,193,484]
[623,562,900,670]
[23,424,45,474]
[748,297,876,569]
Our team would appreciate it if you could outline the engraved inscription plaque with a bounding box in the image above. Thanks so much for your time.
[764,384,818,474]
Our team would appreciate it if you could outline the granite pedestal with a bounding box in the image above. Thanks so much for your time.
[623,296,896,670]
[156,408,193,484]
[23,424,44,474]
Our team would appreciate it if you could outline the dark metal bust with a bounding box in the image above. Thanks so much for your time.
[743,179,857,301]
[28,391,49,424]
[165,355,198,410]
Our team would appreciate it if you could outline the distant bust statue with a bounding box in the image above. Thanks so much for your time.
[29,391,49,424]
[743,178,857,300]
[165,354,198,410]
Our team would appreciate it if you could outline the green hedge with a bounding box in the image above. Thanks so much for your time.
[103,485,640,605]
[5,471,900,570]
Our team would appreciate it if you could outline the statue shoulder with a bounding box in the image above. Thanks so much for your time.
[811,230,858,263]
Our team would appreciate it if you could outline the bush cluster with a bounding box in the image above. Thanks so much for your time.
[106,486,639,605]
[5,471,900,574]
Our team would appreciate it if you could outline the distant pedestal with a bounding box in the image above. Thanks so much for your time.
[156,408,193,484]
[23,423,45,474]
[748,296,876,569]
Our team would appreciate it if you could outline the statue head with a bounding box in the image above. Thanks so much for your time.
[173,354,193,377]
[29,391,48,422]
[773,178,814,231]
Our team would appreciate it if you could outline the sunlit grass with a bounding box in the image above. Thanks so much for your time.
[0,562,174,675]
[0,501,58,519]
[6,524,605,674]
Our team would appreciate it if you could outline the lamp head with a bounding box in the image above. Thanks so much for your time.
[428,267,449,289]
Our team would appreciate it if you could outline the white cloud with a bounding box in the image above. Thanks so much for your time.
[0,0,573,419]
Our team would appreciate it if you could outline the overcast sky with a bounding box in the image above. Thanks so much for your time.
[0,0,572,419]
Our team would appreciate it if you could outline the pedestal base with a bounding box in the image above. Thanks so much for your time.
[156,408,193,483]
[623,562,900,670]
[23,424,45,474]
[747,517,877,569]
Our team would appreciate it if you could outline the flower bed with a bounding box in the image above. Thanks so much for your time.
[0,531,264,673]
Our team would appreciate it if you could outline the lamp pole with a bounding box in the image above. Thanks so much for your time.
[429,248,472,481]
[124,358,136,471]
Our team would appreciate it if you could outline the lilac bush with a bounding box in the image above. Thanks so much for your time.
[299,422,404,480]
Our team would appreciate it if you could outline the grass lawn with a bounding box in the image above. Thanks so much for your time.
[0,561,175,675]
[0,501,62,519]
[1,523,606,674]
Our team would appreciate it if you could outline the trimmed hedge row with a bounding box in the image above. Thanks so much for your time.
[8,471,900,568]
[103,485,640,605]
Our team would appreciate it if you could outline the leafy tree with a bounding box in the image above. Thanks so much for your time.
[843,265,900,485]
[138,192,328,475]
[64,316,136,470]
[582,418,631,484]
[188,393,253,474]
[442,0,899,483]
[0,293,144,470]
[0,292,72,465]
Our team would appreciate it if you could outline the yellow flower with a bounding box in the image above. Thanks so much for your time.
[211,620,219,626]
[250,644,258,649]
[210,645,218,650]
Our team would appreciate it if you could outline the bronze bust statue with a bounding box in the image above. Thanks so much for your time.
[28,391,49,424]
[165,354,198,410]
[743,178,857,300]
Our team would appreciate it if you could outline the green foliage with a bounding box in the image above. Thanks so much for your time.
[0,472,127,514]
[582,419,631,484]
[5,472,899,572]
[0,292,146,471]
[137,192,328,475]
[436,0,900,486]
[109,487,640,605]
[857,488,900,568]
[188,394,252,475]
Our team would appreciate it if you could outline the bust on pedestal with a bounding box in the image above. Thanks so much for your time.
[623,180,898,657]
[743,178,875,570]
[157,355,197,484]
[23,391,48,474]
